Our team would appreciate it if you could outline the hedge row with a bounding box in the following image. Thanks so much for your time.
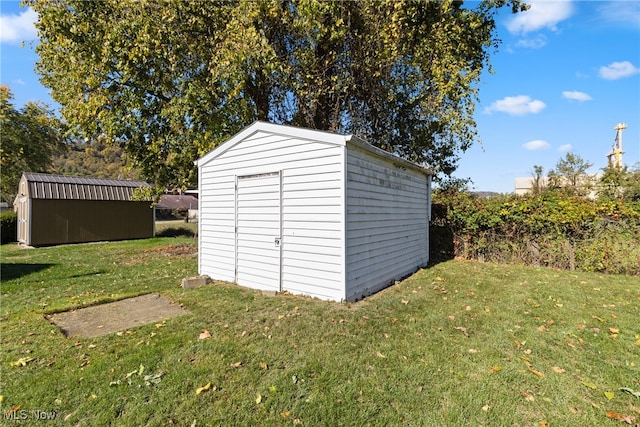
[430,191,640,275]
[1,210,17,244]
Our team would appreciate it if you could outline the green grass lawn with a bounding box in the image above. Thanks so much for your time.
[1,238,639,426]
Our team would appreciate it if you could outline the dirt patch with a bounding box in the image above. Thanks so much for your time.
[119,243,197,265]
[47,294,189,338]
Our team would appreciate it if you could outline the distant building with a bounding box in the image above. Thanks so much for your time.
[15,173,154,246]
[514,174,601,198]
[155,194,199,221]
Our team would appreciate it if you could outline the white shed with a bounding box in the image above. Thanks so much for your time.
[196,122,433,302]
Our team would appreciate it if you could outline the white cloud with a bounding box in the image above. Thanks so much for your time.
[597,2,640,28]
[558,144,573,152]
[599,61,640,80]
[562,91,592,102]
[485,95,546,116]
[506,0,574,35]
[515,35,547,49]
[0,7,38,44]
[523,140,551,151]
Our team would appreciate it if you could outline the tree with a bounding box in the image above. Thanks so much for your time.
[51,139,141,181]
[30,0,527,192]
[599,163,640,202]
[530,165,545,194]
[0,85,66,204]
[547,153,594,196]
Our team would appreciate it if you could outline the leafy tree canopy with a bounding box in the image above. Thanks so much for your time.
[547,152,594,196]
[30,0,527,192]
[51,139,141,181]
[0,85,67,204]
[599,163,640,203]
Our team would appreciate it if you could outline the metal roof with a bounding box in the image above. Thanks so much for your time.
[156,195,199,210]
[22,173,150,201]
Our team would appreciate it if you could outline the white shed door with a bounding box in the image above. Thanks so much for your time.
[236,172,282,291]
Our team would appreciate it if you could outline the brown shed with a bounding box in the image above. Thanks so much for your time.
[15,173,154,246]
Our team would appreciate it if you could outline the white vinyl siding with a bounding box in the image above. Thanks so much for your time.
[198,122,431,302]
[345,146,429,301]
[198,129,346,301]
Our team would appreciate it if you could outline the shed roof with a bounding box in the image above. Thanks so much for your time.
[21,173,150,201]
[156,194,199,210]
[196,121,434,176]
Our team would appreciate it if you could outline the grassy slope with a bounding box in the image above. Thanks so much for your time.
[1,238,638,426]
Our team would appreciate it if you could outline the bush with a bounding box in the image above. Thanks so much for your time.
[431,190,640,275]
[1,210,17,244]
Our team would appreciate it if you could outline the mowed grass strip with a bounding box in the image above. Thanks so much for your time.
[1,238,638,426]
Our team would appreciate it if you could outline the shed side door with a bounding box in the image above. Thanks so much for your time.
[236,172,282,292]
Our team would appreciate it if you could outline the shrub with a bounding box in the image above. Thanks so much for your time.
[1,210,17,244]
[431,190,640,275]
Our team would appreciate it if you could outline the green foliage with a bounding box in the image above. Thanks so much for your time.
[0,210,17,244]
[598,163,640,202]
[547,153,594,196]
[432,190,640,274]
[0,85,67,203]
[30,0,527,191]
[51,139,141,180]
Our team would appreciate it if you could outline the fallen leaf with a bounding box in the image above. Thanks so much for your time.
[255,393,263,404]
[448,315,455,321]
[231,361,242,368]
[529,368,544,378]
[198,330,211,340]
[10,357,35,367]
[539,421,549,427]
[196,382,211,395]
[259,361,268,370]
[376,351,386,358]
[606,410,636,424]
[605,391,615,400]
[280,411,291,418]
[482,405,490,412]
[568,406,581,414]
[401,300,409,305]
[521,391,534,402]
[489,366,501,374]
[609,327,620,334]
[468,349,478,354]
[455,326,469,337]
[551,366,565,374]
[582,381,597,390]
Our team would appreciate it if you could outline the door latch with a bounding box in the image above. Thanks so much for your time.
[274,238,281,247]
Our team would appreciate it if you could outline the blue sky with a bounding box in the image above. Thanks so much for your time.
[1,1,639,193]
